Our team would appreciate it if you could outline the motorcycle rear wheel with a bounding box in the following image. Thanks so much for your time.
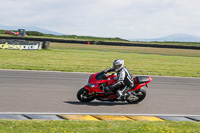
[126,88,146,104]
[77,87,95,102]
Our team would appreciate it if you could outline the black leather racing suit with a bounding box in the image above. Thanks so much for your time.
[104,66,134,98]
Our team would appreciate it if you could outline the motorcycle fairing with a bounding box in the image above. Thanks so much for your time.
[88,71,107,84]
[84,71,118,95]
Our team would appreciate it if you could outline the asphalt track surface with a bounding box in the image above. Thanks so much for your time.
[0,70,200,115]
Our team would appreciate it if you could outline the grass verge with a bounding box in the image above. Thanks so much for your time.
[0,45,200,77]
[0,120,199,133]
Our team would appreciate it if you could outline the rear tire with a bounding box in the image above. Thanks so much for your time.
[77,87,95,102]
[126,88,146,104]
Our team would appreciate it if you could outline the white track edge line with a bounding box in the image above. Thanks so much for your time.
[0,112,200,117]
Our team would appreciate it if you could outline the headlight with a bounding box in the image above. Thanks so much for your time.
[87,75,96,88]
[87,82,96,88]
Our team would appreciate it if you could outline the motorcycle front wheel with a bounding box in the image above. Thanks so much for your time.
[77,87,95,102]
[126,88,146,104]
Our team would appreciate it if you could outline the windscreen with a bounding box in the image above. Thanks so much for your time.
[95,71,107,80]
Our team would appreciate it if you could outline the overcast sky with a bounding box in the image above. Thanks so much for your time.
[0,0,200,39]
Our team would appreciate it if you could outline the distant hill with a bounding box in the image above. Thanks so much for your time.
[0,24,64,35]
[130,34,200,42]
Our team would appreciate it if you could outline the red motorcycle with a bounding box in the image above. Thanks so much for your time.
[77,71,152,104]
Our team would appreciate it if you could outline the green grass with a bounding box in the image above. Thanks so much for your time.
[0,44,200,77]
[51,43,200,57]
[0,120,199,133]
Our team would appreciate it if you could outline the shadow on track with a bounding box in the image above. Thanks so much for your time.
[64,101,137,106]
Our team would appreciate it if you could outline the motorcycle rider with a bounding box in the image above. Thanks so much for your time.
[104,59,134,100]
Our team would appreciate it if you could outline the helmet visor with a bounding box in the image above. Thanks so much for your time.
[114,65,121,69]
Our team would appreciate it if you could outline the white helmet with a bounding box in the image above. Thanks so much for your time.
[113,59,124,72]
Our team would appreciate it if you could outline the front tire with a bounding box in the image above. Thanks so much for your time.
[126,88,146,104]
[77,87,95,102]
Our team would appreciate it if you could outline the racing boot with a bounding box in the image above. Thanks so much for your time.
[116,86,128,100]
[116,90,124,100]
